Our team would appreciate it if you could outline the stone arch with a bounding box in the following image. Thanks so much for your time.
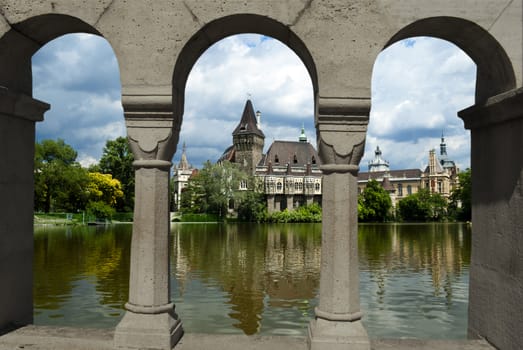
[0,14,105,95]
[0,13,120,332]
[171,13,319,124]
[383,16,516,103]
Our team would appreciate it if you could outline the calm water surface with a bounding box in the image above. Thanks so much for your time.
[33,223,470,338]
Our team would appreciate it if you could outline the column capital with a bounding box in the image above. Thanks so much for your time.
[459,87,523,129]
[316,96,369,166]
[0,87,49,122]
[123,92,179,163]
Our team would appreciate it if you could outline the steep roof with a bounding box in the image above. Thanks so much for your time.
[232,99,265,138]
[260,140,321,168]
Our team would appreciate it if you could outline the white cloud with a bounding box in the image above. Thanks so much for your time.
[32,33,474,171]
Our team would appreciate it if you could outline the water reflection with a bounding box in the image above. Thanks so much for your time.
[33,223,470,338]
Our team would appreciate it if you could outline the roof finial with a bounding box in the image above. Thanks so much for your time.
[299,123,307,142]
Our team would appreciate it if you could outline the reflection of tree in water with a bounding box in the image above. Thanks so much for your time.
[171,223,321,335]
[358,223,471,305]
[34,225,130,313]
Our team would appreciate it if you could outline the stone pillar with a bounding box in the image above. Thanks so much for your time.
[267,195,275,214]
[308,97,370,350]
[286,195,294,211]
[306,195,314,206]
[458,87,523,350]
[114,92,183,349]
[0,89,49,332]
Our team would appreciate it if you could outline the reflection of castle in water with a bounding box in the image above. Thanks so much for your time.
[170,223,470,335]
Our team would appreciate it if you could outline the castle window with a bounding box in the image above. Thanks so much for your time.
[312,156,316,164]
[293,155,298,164]
[277,182,282,191]
[397,183,403,196]
[407,185,412,195]
[240,180,247,190]
[315,183,320,191]
[438,181,443,193]
[275,155,279,163]
[294,182,299,190]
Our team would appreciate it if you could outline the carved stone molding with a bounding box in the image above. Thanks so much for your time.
[0,87,49,121]
[123,93,179,164]
[316,97,370,167]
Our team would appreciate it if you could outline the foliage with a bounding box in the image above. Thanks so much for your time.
[86,200,115,220]
[236,191,267,222]
[398,188,448,222]
[449,168,471,221]
[98,137,135,211]
[180,161,248,219]
[263,204,322,223]
[180,213,220,222]
[34,139,89,213]
[358,180,392,222]
[86,172,124,207]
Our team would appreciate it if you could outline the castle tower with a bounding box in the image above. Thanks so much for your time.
[232,99,265,175]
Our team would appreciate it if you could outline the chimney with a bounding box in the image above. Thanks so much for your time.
[256,110,261,130]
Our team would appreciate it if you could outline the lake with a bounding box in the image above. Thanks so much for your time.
[33,222,470,338]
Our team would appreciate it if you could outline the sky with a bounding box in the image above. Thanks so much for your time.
[32,34,475,171]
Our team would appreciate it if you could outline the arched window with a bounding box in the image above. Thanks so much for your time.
[275,155,279,163]
[315,183,320,191]
[277,182,282,191]
[397,183,403,196]
[293,155,298,164]
[294,182,299,190]
[312,156,316,164]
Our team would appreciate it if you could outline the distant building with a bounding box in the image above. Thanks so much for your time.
[172,142,194,210]
[358,135,459,206]
[221,99,322,213]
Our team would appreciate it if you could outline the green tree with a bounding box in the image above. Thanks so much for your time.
[181,161,248,219]
[237,191,267,222]
[398,188,448,222]
[449,168,471,221]
[98,137,135,211]
[34,139,88,212]
[358,179,392,222]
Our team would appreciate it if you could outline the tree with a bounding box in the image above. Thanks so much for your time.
[398,188,448,222]
[34,139,88,212]
[449,168,471,221]
[181,161,248,219]
[358,179,392,222]
[98,137,135,211]
[237,191,267,222]
[86,172,124,207]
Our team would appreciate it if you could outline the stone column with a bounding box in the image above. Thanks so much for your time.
[267,195,275,214]
[114,92,183,349]
[0,89,49,331]
[286,195,294,211]
[458,88,523,350]
[308,97,370,350]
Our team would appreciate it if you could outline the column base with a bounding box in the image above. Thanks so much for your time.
[308,318,370,350]
[114,308,183,349]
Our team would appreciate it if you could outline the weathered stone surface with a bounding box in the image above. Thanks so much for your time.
[0,2,522,349]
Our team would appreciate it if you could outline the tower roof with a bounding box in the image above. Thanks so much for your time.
[232,99,265,138]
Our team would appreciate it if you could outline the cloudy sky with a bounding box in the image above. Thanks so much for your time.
[32,34,475,171]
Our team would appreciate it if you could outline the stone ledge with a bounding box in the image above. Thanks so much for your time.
[0,326,496,350]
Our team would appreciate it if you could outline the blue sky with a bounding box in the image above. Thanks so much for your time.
[32,34,475,171]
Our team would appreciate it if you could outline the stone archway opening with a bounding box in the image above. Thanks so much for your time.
[371,16,519,349]
[0,14,123,333]
[169,32,316,335]
[31,32,126,326]
[365,35,476,338]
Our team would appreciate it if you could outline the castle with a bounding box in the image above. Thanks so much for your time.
[174,100,461,212]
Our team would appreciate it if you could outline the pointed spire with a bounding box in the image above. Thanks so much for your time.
[232,99,265,138]
[440,132,447,157]
[178,142,190,170]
